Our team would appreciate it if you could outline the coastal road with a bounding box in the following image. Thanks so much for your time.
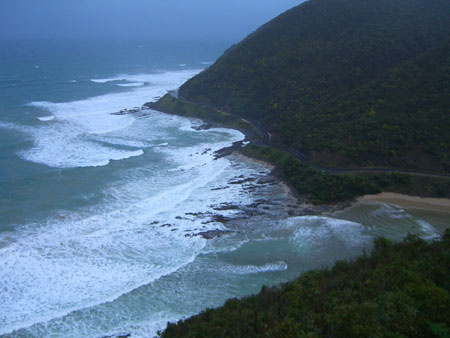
[167,92,450,179]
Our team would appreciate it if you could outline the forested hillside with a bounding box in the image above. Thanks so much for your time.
[161,232,450,337]
[179,0,450,173]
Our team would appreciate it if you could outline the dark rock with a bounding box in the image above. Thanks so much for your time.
[228,177,256,185]
[192,123,213,130]
[213,141,243,160]
[211,214,232,223]
[257,177,276,185]
[245,202,262,208]
[211,203,240,211]
[255,199,277,205]
[185,212,212,217]
[195,229,234,239]
[211,186,229,191]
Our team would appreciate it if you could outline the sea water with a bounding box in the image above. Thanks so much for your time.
[0,40,448,338]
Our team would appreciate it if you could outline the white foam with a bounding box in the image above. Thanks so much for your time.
[0,228,202,336]
[90,69,201,87]
[284,216,372,248]
[116,82,145,87]
[159,127,244,172]
[201,238,251,255]
[0,126,258,335]
[221,261,288,275]
[0,121,24,130]
[178,64,186,67]
[200,61,213,65]
[362,203,442,240]
[37,115,55,122]
[90,78,116,83]
[417,220,440,239]
[100,312,178,338]
[0,166,227,333]
[18,70,201,168]
[95,134,152,149]
[17,121,145,168]
[370,202,409,219]
[1,67,269,335]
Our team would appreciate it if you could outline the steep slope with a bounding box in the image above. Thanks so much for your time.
[179,0,450,172]
[162,232,450,337]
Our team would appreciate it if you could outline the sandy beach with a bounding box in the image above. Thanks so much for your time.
[359,192,450,214]
[232,151,275,170]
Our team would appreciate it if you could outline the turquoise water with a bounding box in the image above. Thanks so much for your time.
[0,40,448,338]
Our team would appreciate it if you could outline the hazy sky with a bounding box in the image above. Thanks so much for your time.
[0,0,302,41]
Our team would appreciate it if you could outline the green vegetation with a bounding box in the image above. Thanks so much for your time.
[241,143,291,167]
[161,231,450,337]
[283,156,381,204]
[147,94,257,137]
[150,94,450,204]
[179,0,450,173]
[242,143,450,204]
[151,1,450,335]
[152,93,447,204]
[242,144,376,204]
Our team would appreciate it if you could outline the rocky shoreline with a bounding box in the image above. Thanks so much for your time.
[100,110,446,338]
[212,139,355,219]
[123,111,356,243]
[100,120,355,337]
[148,151,353,241]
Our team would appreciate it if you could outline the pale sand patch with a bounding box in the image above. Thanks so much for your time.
[359,192,450,214]
[232,151,275,170]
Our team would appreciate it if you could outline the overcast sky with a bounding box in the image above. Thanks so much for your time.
[0,0,302,41]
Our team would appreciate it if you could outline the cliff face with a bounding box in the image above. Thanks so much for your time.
[179,0,450,172]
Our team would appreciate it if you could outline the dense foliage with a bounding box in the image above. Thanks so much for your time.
[152,94,450,204]
[242,143,450,204]
[161,231,450,337]
[147,94,258,137]
[179,0,450,173]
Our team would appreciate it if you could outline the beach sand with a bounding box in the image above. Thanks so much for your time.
[359,192,450,214]
[230,151,450,216]
[232,151,275,170]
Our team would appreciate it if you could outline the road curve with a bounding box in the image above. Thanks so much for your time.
[167,92,450,179]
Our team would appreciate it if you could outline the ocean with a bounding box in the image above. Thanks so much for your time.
[0,39,448,338]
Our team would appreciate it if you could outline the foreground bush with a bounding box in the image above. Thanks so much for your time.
[161,231,450,337]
